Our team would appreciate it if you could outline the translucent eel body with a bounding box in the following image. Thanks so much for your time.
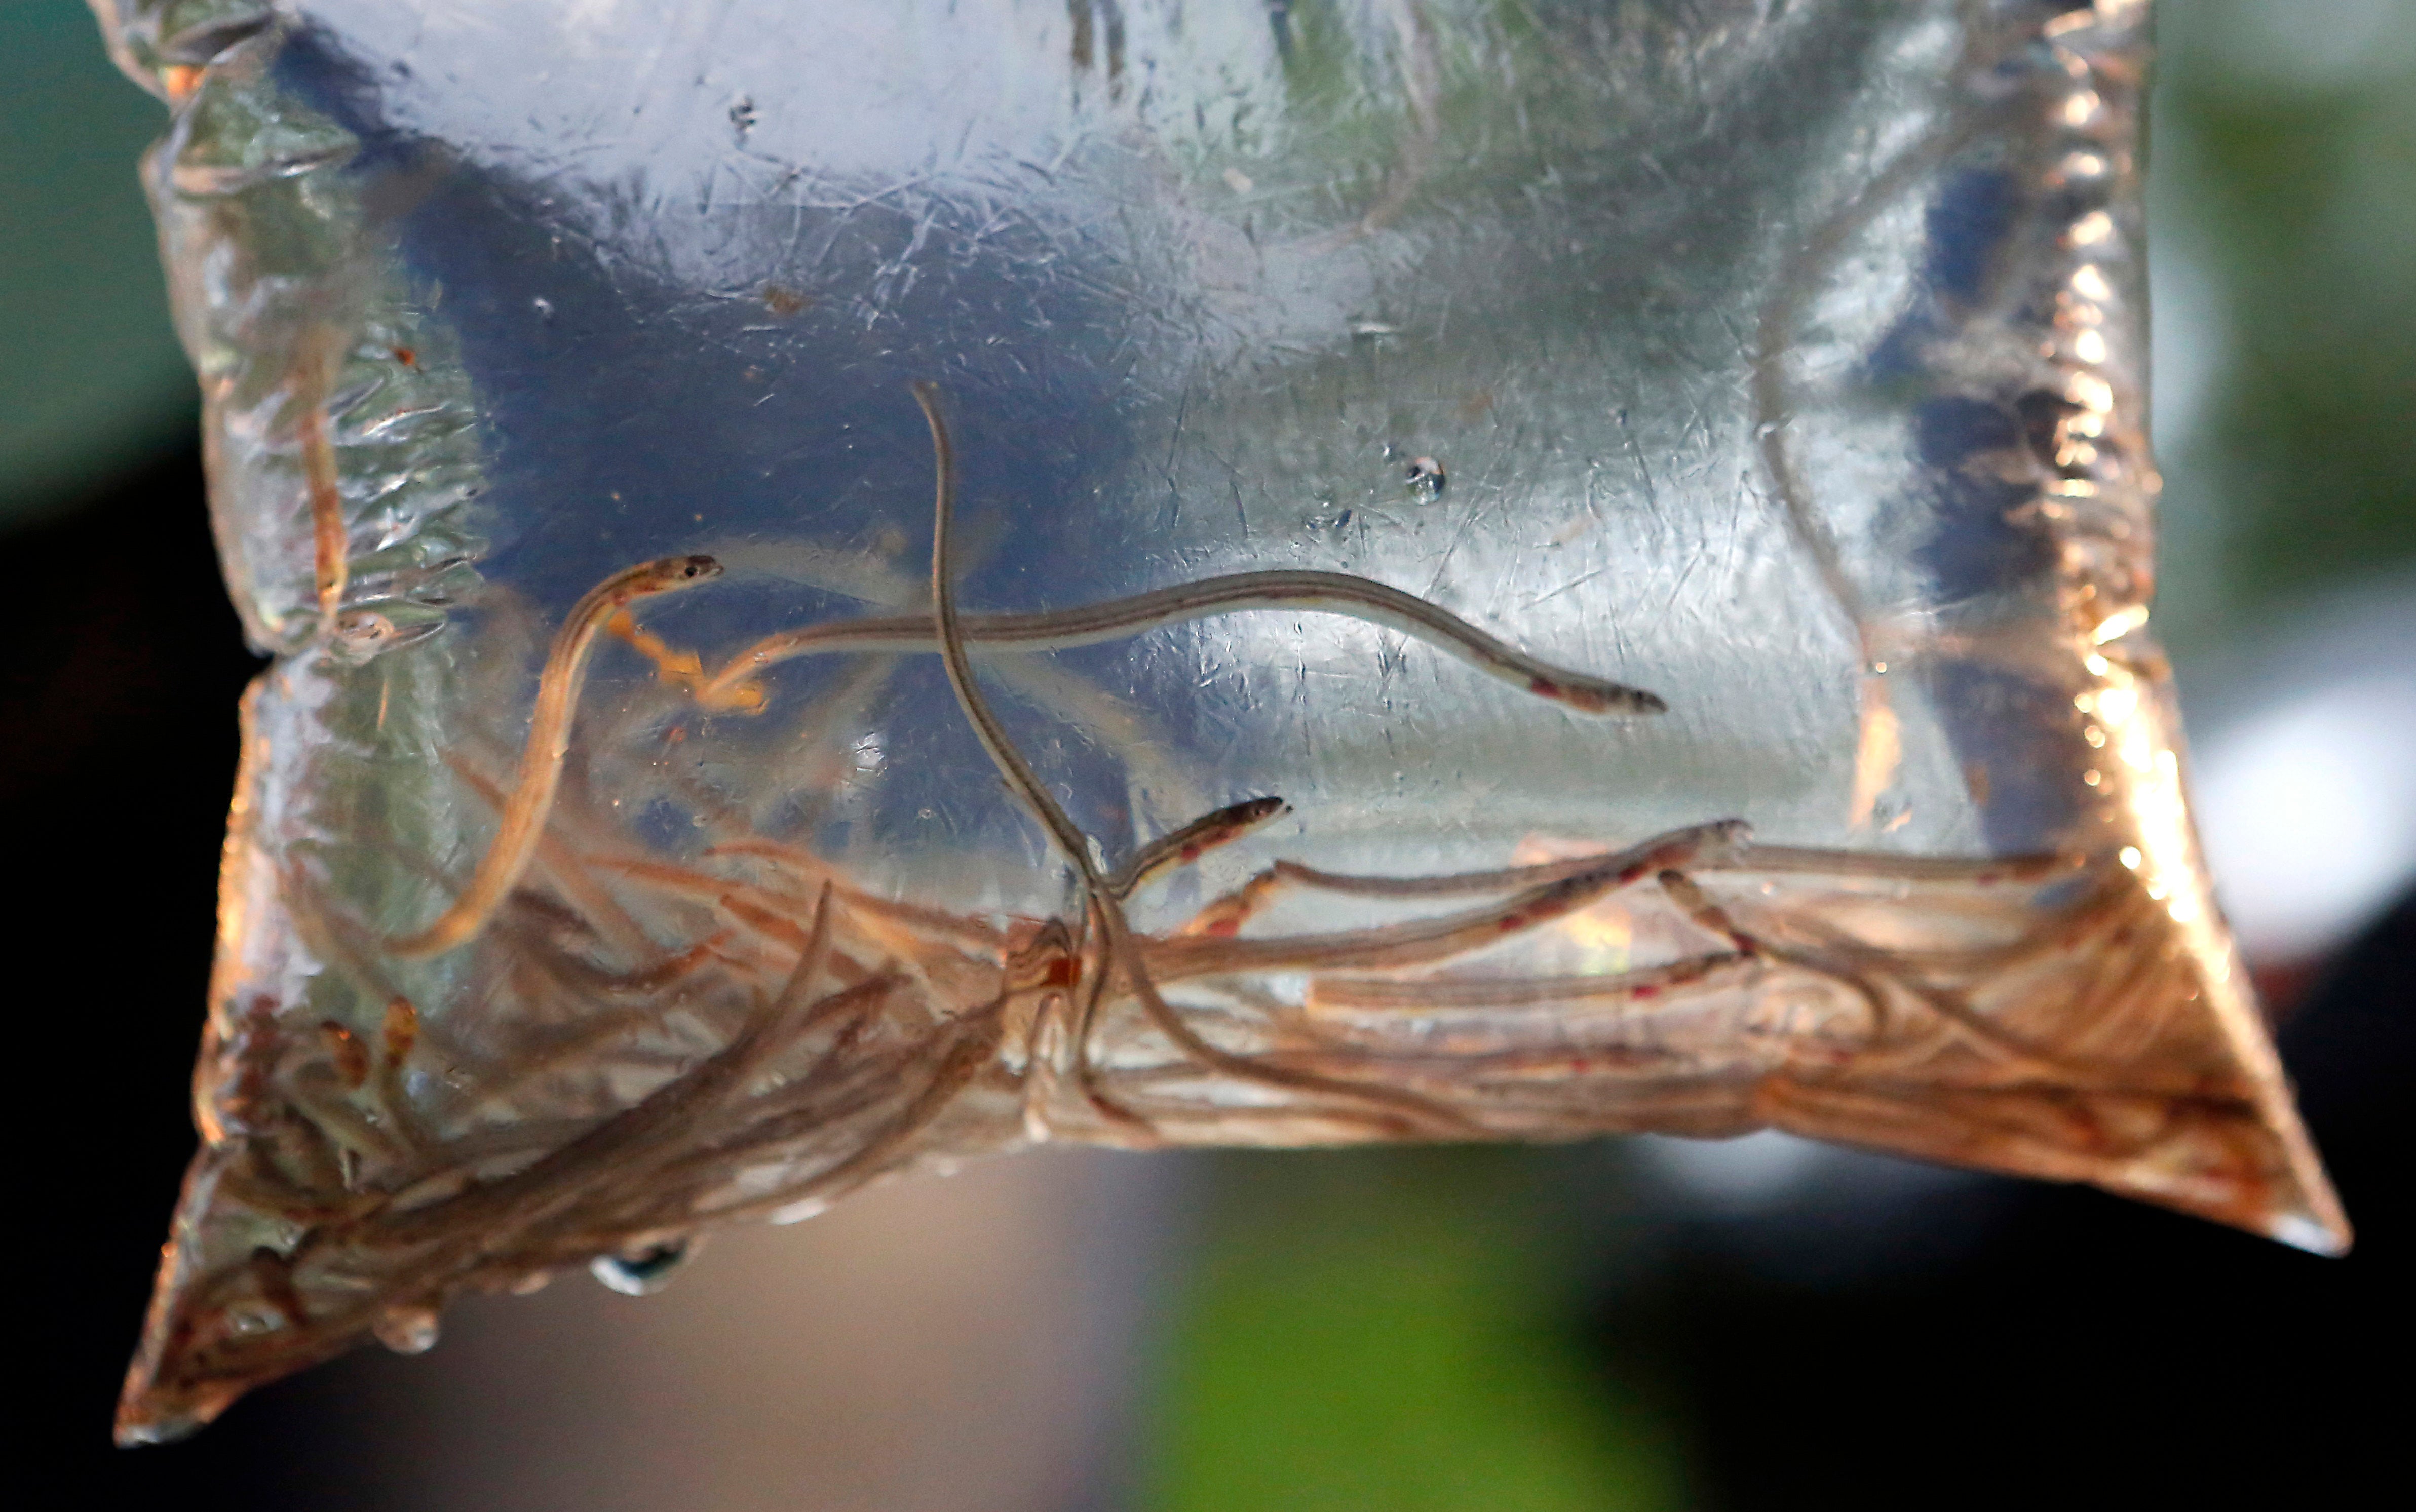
[1177,839,2069,938]
[298,398,347,628]
[386,554,724,958]
[1146,822,1752,982]
[697,571,1667,717]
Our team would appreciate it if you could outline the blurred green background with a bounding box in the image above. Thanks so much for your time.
[1147,1149,1689,1512]
[2143,0,2416,655]
[8,2,2409,1508]
[0,3,194,524]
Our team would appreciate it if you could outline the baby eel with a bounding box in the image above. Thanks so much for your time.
[913,382,1470,1138]
[1183,839,2062,938]
[386,553,723,958]
[1108,796,1289,899]
[1307,950,1755,1013]
[299,398,347,628]
[697,572,1667,717]
[1147,821,1751,982]
[293,328,354,632]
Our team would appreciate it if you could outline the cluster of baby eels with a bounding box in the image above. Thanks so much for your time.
[130,383,2165,1443]
[419,384,2136,1144]
[373,378,2149,1171]
[138,750,2142,1441]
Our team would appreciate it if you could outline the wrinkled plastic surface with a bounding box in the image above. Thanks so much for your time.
[93,0,2344,1443]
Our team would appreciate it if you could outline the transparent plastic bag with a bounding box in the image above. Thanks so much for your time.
[92,0,2344,1443]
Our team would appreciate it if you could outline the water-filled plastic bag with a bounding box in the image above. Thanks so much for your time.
[90,0,2343,1443]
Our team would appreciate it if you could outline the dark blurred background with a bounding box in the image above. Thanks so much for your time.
[10,1,2409,1506]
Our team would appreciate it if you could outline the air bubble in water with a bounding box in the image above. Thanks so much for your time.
[372,1306,440,1355]
[590,1239,695,1296]
[226,1306,282,1336]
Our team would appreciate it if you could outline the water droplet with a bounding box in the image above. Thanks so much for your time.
[728,95,757,136]
[590,1239,696,1296]
[226,1306,282,1336]
[1405,456,1446,498]
[373,1306,440,1354]
[531,296,554,319]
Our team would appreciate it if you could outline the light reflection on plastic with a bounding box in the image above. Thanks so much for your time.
[2090,604,2149,643]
